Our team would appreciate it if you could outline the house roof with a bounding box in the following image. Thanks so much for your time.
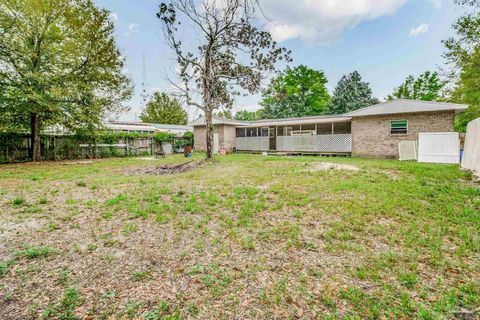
[148,123,192,131]
[189,100,468,127]
[189,114,352,127]
[105,121,193,134]
[105,123,158,132]
[346,99,468,117]
[110,121,192,131]
[237,115,351,128]
[189,116,249,126]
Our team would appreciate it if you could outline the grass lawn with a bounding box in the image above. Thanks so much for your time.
[0,154,479,319]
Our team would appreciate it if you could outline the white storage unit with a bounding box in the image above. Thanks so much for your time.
[398,141,418,161]
[162,142,173,155]
[462,118,480,177]
[418,132,460,164]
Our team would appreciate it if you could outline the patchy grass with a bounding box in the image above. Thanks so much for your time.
[0,154,478,319]
[15,246,56,259]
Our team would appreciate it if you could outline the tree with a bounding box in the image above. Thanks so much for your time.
[453,0,480,6]
[260,65,330,119]
[215,110,233,120]
[443,0,480,131]
[327,71,379,114]
[157,0,290,158]
[235,109,265,121]
[387,71,446,101]
[140,92,187,124]
[0,0,132,161]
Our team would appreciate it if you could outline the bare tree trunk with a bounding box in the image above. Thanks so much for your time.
[203,42,214,159]
[30,112,41,162]
[205,109,214,159]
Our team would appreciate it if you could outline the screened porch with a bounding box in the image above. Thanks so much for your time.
[235,121,352,153]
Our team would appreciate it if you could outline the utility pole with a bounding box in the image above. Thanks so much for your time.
[141,53,149,105]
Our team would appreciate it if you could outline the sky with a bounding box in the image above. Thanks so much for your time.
[95,0,467,121]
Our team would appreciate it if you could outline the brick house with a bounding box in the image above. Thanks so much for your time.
[190,100,467,159]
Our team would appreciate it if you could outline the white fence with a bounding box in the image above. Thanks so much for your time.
[462,118,480,177]
[236,137,269,151]
[236,134,352,153]
[418,132,460,164]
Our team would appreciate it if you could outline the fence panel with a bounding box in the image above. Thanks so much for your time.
[0,135,178,164]
[236,137,269,151]
[277,134,352,153]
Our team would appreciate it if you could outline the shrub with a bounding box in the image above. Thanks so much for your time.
[153,132,176,143]
[11,197,26,207]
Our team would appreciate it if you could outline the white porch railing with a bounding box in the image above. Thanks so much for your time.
[236,134,352,153]
[277,134,352,153]
[236,137,269,151]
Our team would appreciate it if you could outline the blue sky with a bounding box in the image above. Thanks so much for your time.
[95,0,466,121]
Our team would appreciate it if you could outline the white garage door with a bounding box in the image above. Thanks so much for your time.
[418,132,460,164]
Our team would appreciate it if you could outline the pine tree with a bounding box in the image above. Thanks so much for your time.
[327,71,379,114]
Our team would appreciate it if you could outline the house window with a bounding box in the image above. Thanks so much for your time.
[391,120,408,135]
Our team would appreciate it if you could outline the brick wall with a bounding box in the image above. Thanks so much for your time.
[221,125,236,153]
[193,124,237,152]
[351,111,456,159]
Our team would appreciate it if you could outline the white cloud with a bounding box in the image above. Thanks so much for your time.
[258,0,407,43]
[109,13,118,21]
[124,23,140,37]
[409,23,429,36]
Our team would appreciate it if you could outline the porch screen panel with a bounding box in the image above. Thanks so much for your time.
[317,123,332,134]
[333,122,351,134]
[246,128,257,137]
[236,128,246,137]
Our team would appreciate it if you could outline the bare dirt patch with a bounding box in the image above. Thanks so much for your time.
[305,162,360,172]
[60,160,94,165]
[124,160,208,175]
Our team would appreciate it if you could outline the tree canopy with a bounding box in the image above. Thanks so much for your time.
[157,0,290,158]
[327,71,379,114]
[443,0,480,131]
[215,110,233,120]
[0,0,132,160]
[235,110,265,121]
[140,92,187,125]
[260,65,330,119]
[388,71,446,101]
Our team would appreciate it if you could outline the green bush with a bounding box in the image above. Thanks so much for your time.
[153,132,176,143]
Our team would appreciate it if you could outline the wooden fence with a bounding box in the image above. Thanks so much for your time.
[0,134,182,164]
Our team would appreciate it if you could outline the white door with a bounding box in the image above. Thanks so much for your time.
[418,132,460,164]
[213,133,219,154]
